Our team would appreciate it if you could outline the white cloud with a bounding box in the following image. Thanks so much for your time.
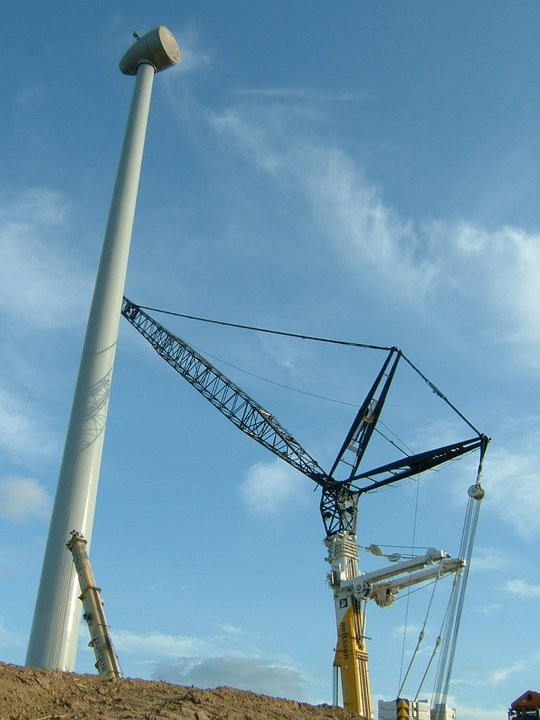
[503,579,540,598]
[258,333,312,377]
[393,622,422,639]
[210,107,281,173]
[111,622,258,662]
[239,460,308,516]
[454,659,527,687]
[171,22,212,76]
[428,221,540,363]
[297,154,540,364]
[482,438,540,540]
[8,187,69,225]
[0,476,51,522]
[151,655,306,700]
[112,629,214,658]
[0,187,90,330]
[487,661,526,684]
[210,107,438,304]
[0,386,58,463]
[235,86,368,103]
[217,623,244,636]
[0,620,25,649]
[454,702,508,720]
[472,602,502,615]
[300,149,436,299]
[111,625,308,699]
[209,102,540,368]
[0,187,91,467]
[469,546,510,573]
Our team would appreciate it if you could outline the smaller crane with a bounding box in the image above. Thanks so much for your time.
[67,531,122,678]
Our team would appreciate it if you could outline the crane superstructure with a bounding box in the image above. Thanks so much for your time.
[121,297,488,719]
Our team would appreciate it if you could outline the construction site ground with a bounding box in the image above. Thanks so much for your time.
[0,662,355,720]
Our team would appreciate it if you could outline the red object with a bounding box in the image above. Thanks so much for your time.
[511,691,540,710]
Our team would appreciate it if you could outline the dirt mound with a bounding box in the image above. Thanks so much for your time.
[0,662,355,720]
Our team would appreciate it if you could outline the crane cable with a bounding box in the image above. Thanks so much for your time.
[135,304,394,352]
[398,562,443,698]
[430,442,487,713]
[396,437,487,705]
[397,474,421,692]
[190,339,415,458]
[413,576,453,703]
[135,302,484,437]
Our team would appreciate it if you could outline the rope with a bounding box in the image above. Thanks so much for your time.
[188,341,361,408]
[131,300,485,438]
[414,582,453,703]
[397,476,421,694]
[398,563,442,698]
[184,341,414,457]
[431,444,486,712]
[137,304,394,351]
[400,354,483,437]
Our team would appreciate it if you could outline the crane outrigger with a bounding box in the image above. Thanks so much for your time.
[121,297,488,719]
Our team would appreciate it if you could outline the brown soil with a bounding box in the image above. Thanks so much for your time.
[0,663,355,720]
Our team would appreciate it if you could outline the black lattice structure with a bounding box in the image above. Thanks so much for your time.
[121,297,487,538]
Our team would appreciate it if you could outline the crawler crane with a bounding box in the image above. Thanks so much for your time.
[121,298,488,719]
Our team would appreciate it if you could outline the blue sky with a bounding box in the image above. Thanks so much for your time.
[1,3,540,718]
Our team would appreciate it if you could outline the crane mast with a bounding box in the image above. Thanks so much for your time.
[121,297,487,718]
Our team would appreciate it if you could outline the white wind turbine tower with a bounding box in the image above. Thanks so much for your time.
[26,26,180,671]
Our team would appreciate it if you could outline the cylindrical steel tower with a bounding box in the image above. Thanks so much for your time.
[26,27,180,671]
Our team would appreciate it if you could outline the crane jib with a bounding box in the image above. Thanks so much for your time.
[121,297,328,486]
[121,297,488,537]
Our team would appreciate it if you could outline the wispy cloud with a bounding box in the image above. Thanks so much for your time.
[239,460,308,516]
[208,101,540,368]
[235,86,368,103]
[503,578,540,598]
[472,602,502,615]
[0,620,25,649]
[426,220,540,365]
[257,333,313,377]
[151,655,306,700]
[112,622,259,661]
[111,624,308,699]
[0,476,51,522]
[0,187,92,468]
[469,546,510,573]
[0,387,59,464]
[454,702,508,720]
[209,107,438,304]
[0,187,90,330]
[112,629,214,657]
[483,435,540,540]
[217,623,244,636]
[487,661,526,684]
[454,659,526,687]
[392,622,422,639]
[172,21,212,76]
